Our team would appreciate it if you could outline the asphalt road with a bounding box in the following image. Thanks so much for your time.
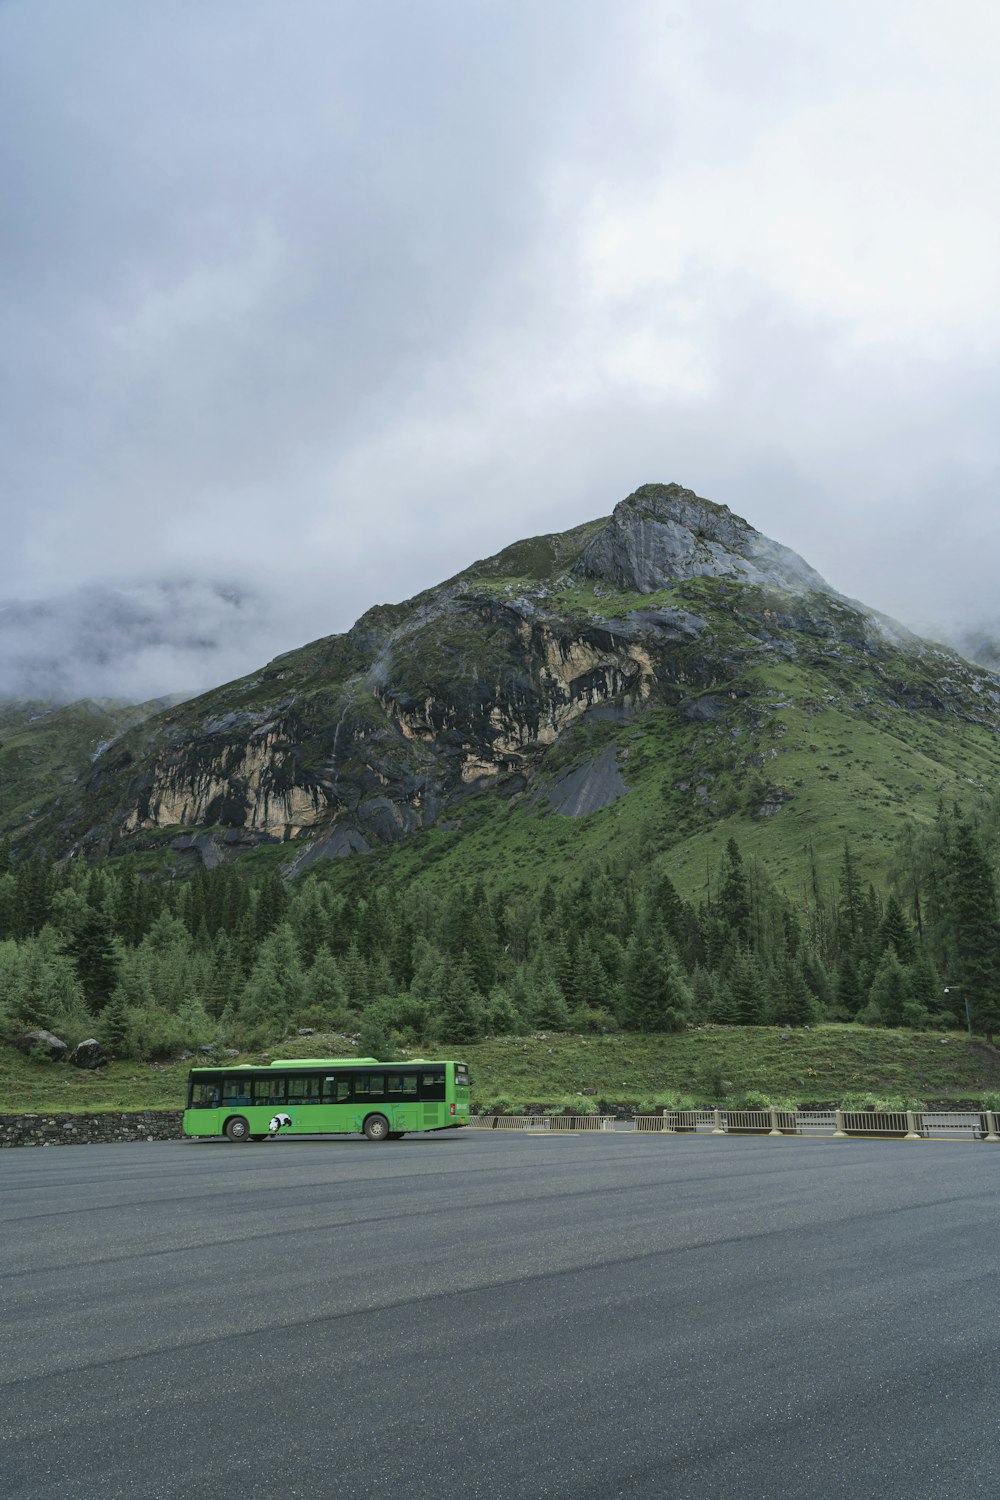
[3,1131,999,1500]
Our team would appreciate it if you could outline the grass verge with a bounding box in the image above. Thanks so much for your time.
[3,1025,1000,1116]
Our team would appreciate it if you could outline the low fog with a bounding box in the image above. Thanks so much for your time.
[0,581,276,703]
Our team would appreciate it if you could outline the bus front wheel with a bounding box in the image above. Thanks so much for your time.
[363,1114,390,1142]
[225,1116,250,1142]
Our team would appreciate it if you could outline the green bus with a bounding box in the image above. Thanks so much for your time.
[183,1057,472,1142]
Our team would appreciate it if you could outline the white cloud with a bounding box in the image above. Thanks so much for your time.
[2,0,1000,699]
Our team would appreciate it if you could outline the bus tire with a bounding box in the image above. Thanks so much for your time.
[225,1115,251,1142]
[363,1113,390,1142]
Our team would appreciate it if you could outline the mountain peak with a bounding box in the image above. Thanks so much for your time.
[573,482,830,596]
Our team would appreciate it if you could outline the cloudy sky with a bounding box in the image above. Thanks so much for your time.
[2,0,999,699]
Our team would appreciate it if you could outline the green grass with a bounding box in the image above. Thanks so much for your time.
[459,1026,1000,1109]
[4,1026,999,1116]
[0,699,149,827]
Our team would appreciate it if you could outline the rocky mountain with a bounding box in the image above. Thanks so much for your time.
[12,483,1000,894]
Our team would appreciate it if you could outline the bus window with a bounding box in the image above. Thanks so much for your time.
[252,1076,286,1106]
[286,1075,321,1104]
[386,1073,418,1100]
[325,1075,353,1103]
[190,1077,221,1108]
[354,1073,386,1101]
[455,1066,471,1090]
[419,1071,446,1101]
[222,1078,252,1107]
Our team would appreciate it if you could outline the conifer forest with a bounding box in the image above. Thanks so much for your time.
[4,797,1000,1064]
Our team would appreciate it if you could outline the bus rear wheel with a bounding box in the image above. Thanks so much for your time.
[225,1116,250,1142]
[363,1113,390,1142]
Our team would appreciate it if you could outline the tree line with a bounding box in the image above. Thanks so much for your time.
[1,797,999,1062]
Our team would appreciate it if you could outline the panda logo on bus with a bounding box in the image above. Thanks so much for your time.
[268,1113,293,1134]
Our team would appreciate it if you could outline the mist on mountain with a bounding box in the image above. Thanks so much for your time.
[0,579,277,705]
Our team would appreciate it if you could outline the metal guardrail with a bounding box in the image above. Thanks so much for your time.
[472,1109,1000,1140]
[921,1111,990,1137]
[796,1110,838,1132]
[838,1110,917,1137]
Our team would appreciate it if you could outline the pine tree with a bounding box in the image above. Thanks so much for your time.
[0,871,15,942]
[729,951,765,1025]
[465,901,498,995]
[485,987,526,1036]
[571,944,609,1012]
[255,872,289,939]
[649,873,688,949]
[236,923,305,1047]
[834,952,865,1018]
[868,950,908,1027]
[688,966,717,1023]
[13,856,54,939]
[340,941,371,1008]
[305,945,350,1025]
[718,838,751,945]
[907,950,943,1020]
[437,952,484,1043]
[67,908,121,1013]
[550,936,576,1003]
[357,1008,392,1061]
[205,932,241,1020]
[878,893,915,964]
[768,955,815,1027]
[950,821,1000,1041]
[113,857,143,947]
[837,840,864,948]
[622,928,688,1033]
[531,979,571,1031]
[291,881,330,967]
[176,992,214,1051]
[101,988,134,1060]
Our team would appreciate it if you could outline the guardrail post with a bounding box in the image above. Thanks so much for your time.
[712,1109,724,1134]
[769,1107,783,1137]
[833,1109,846,1138]
[661,1111,675,1134]
[905,1111,922,1140]
[986,1111,1000,1143]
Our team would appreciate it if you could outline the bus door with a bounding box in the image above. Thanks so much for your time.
[284,1074,322,1128]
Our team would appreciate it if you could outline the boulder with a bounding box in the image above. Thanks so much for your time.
[17,1029,69,1060]
[69,1038,109,1070]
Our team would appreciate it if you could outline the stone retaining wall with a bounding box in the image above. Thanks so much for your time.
[0,1111,184,1147]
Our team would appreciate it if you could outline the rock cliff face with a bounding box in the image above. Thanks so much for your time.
[17,481,1000,868]
[574,483,829,595]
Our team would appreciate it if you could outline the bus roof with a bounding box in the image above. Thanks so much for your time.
[187,1057,464,1073]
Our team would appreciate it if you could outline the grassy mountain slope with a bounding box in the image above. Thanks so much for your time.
[0,697,188,831]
